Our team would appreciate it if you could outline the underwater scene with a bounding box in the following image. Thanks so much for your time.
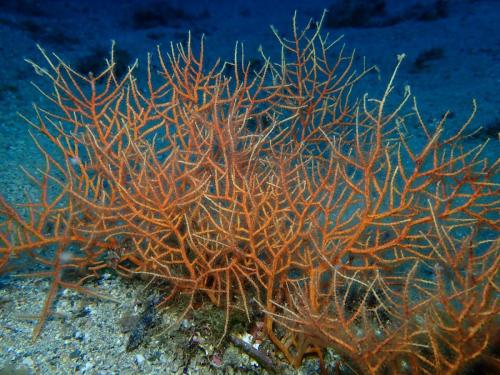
[0,0,498,374]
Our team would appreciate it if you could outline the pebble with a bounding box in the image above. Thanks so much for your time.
[180,319,191,330]
[135,353,146,366]
[21,357,34,367]
[82,362,93,372]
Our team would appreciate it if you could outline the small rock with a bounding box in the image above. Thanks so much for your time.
[135,353,146,366]
[82,362,93,373]
[180,319,191,330]
[22,357,35,368]
[69,349,82,359]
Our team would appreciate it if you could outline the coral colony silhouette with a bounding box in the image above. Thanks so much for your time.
[1,13,498,374]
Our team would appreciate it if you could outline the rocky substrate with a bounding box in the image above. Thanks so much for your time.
[0,272,332,374]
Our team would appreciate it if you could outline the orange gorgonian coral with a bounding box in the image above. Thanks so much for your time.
[0,13,498,374]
